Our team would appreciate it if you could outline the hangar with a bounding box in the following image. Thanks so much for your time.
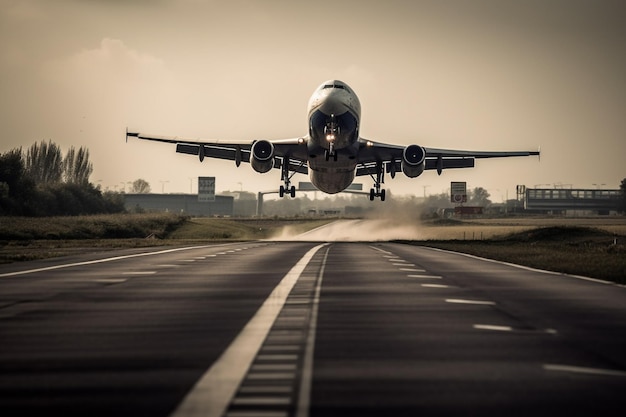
[524,188,621,215]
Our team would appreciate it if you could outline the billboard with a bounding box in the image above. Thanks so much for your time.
[450,181,467,204]
[198,177,215,202]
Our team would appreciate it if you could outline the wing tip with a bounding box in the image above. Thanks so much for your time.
[125,128,139,143]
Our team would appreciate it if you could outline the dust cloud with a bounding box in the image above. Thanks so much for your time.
[270,206,424,242]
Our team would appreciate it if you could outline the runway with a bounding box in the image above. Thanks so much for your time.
[0,241,624,416]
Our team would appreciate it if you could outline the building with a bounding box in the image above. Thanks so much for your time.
[124,193,234,216]
[524,188,621,215]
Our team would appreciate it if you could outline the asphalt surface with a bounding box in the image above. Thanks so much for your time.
[0,241,624,416]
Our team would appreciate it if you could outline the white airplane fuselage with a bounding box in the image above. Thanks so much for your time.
[305,80,362,194]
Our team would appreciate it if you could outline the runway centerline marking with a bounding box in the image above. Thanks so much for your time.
[446,298,496,306]
[296,245,329,417]
[473,324,513,332]
[421,284,451,288]
[169,243,328,417]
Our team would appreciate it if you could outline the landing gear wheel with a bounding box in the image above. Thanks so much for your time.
[290,186,296,198]
[368,161,386,201]
[324,149,338,162]
[279,185,285,197]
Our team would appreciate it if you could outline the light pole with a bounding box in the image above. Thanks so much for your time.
[159,180,169,194]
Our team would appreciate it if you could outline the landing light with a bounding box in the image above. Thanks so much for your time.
[366,141,374,147]
[326,134,335,141]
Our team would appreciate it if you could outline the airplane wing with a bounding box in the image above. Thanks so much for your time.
[355,138,540,177]
[126,131,309,175]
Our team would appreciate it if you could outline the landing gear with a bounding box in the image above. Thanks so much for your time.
[278,158,304,198]
[324,140,338,161]
[279,184,296,198]
[368,161,386,201]
[369,186,385,201]
[324,115,339,162]
[324,147,338,162]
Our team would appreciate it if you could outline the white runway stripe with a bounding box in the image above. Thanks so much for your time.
[543,364,626,377]
[446,298,496,306]
[169,243,327,417]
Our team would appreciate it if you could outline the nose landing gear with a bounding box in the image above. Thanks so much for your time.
[324,114,339,162]
[324,144,338,162]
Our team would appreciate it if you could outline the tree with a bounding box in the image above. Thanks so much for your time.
[131,178,151,193]
[63,146,93,185]
[468,187,492,207]
[0,148,36,215]
[25,140,63,184]
[0,148,25,196]
[619,178,626,213]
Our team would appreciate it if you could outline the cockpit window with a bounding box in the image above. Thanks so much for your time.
[322,83,346,90]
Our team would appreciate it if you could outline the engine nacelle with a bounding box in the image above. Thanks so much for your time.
[250,140,275,173]
[401,144,426,178]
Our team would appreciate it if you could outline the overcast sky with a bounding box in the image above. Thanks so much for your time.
[1,0,624,199]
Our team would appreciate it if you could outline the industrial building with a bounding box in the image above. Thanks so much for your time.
[524,188,621,215]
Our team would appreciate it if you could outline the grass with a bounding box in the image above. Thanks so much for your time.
[0,214,332,263]
[0,213,187,240]
[403,226,626,285]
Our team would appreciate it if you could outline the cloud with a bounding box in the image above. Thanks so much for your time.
[44,38,169,95]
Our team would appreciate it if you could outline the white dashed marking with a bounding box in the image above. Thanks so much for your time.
[473,324,513,332]
[446,299,495,306]
[408,274,439,279]
[421,284,451,288]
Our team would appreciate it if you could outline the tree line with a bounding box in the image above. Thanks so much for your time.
[0,141,125,216]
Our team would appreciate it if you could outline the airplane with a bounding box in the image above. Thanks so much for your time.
[127,80,539,201]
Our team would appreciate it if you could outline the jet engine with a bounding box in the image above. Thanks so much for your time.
[401,144,426,178]
[250,140,275,173]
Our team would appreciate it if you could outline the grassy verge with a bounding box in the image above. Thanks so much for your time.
[400,226,626,285]
[0,213,187,240]
[0,214,332,263]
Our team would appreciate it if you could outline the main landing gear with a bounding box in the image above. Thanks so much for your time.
[279,184,296,198]
[369,161,386,201]
[278,158,303,198]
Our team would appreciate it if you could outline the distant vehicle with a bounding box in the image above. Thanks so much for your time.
[127,80,539,201]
